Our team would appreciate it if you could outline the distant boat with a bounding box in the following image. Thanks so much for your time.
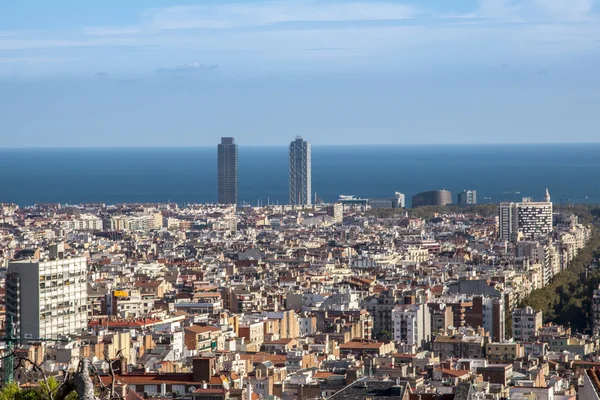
[502,190,520,195]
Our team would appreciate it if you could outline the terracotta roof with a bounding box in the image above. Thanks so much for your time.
[185,325,221,334]
[436,368,470,378]
[100,373,195,385]
[314,371,334,379]
[340,341,385,350]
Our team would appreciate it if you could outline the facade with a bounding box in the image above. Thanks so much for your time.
[110,214,162,232]
[289,136,311,206]
[218,137,238,205]
[369,192,406,209]
[326,203,343,224]
[394,192,406,208]
[391,303,431,349]
[499,190,553,242]
[62,214,104,231]
[457,190,477,205]
[512,306,543,342]
[411,190,452,208]
[465,295,505,342]
[6,248,88,338]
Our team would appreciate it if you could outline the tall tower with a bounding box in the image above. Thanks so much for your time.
[289,136,311,206]
[544,188,551,203]
[217,137,238,205]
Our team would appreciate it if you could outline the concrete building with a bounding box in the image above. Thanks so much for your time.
[465,295,505,342]
[512,306,543,342]
[6,245,88,338]
[217,137,238,205]
[391,303,431,349]
[457,190,477,205]
[62,214,104,231]
[326,203,343,224]
[289,136,311,206]
[369,192,406,209]
[394,192,406,208]
[411,190,452,207]
[110,213,162,232]
[499,190,553,242]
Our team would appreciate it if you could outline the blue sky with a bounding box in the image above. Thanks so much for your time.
[0,0,599,146]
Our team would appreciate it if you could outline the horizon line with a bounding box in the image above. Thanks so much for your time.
[2,142,600,150]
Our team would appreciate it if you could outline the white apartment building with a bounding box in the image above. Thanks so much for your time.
[62,214,104,231]
[110,213,162,232]
[512,306,543,342]
[391,303,431,349]
[499,190,553,242]
[7,252,88,339]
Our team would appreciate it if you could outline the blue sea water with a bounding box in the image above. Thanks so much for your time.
[0,144,599,207]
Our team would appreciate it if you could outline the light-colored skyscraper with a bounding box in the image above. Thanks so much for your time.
[6,244,88,339]
[394,192,406,208]
[499,189,553,242]
[218,137,238,205]
[289,136,311,206]
[457,190,477,205]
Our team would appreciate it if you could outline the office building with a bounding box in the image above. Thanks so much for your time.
[218,137,238,205]
[499,189,553,242]
[412,190,452,207]
[457,190,477,205]
[512,306,543,342]
[289,136,311,206]
[369,192,406,209]
[6,244,88,339]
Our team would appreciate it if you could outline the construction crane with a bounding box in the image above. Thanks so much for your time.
[2,314,69,385]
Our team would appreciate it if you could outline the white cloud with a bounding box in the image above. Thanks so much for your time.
[140,1,419,30]
[475,0,596,21]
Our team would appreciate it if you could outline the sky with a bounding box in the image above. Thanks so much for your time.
[0,0,599,146]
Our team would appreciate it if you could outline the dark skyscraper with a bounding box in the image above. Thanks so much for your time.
[218,137,238,205]
[289,136,312,206]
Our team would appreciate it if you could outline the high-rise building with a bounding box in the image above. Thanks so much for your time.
[457,190,477,205]
[411,190,452,207]
[289,136,311,206]
[6,244,88,339]
[499,190,553,242]
[218,137,238,205]
[512,306,543,342]
[391,303,431,349]
[394,192,406,208]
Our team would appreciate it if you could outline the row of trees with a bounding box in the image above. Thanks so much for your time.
[520,204,600,333]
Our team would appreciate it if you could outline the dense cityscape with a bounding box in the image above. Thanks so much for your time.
[1,137,600,400]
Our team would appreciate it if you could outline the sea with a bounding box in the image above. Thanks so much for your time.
[1,144,599,207]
